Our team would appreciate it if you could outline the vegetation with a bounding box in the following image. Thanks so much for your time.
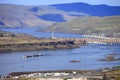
[0,30,16,37]
[45,16,120,37]
[106,66,120,80]
[0,30,61,45]
[0,30,84,53]
[63,78,67,80]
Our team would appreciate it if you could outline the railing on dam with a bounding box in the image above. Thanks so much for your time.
[57,37,120,44]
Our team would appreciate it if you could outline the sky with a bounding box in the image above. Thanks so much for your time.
[0,0,120,6]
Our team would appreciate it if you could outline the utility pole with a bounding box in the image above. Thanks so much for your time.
[52,31,55,39]
[51,23,56,39]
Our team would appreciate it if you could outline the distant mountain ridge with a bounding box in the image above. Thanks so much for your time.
[0,2,120,27]
[51,2,120,16]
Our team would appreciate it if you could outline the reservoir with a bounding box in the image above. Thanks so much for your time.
[0,28,120,76]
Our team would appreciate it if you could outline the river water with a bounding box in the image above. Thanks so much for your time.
[0,28,120,76]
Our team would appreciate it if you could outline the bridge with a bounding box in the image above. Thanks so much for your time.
[51,31,120,44]
[57,37,120,44]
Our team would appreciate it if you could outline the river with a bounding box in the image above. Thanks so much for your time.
[0,27,120,76]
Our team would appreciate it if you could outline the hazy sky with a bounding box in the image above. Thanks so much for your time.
[0,0,120,6]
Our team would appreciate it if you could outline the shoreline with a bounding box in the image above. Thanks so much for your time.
[5,66,120,80]
[0,30,86,53]
[0,38,86,53]
[8,70,94,76]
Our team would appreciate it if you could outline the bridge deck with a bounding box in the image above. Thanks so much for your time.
[57,38,120,44]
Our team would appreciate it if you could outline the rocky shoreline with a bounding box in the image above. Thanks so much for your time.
[99,54,120,62]
[0,30,86,53]
[0,39,86,53]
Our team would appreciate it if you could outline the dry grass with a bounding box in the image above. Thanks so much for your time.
[0,37,60,45]
[46,16,120,34]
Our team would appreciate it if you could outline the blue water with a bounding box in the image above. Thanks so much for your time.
[0,28,120,76]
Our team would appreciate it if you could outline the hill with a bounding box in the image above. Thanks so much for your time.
[0,3,120,28]
[51,2,120,16]
[0,4,82,28]
[45,16,120,37]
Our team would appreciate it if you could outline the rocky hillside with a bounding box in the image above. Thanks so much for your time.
[0,2,120,28]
